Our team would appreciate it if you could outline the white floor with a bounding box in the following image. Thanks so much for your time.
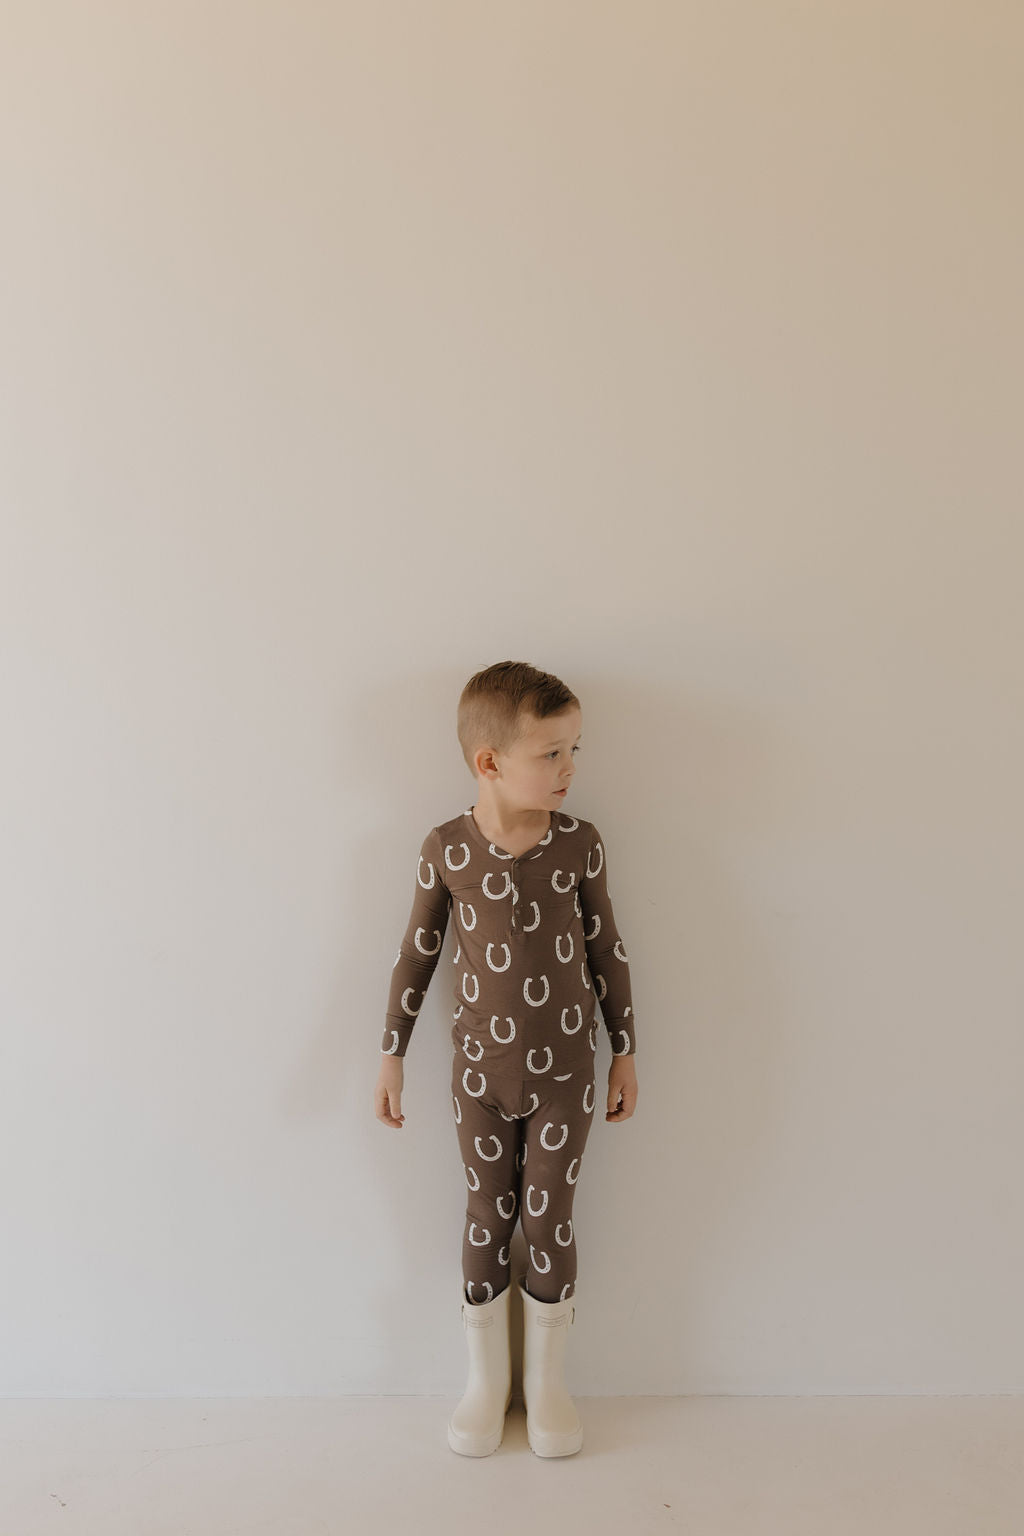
[2,1395,1022,1535]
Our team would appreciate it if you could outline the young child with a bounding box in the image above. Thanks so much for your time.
[374,660,638,1457]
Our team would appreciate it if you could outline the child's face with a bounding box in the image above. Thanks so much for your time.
[486,706,582,812]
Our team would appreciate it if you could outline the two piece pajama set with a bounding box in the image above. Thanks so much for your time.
[382,806,636,1304]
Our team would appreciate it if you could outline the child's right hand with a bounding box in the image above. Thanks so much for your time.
[375,1054,405,1129]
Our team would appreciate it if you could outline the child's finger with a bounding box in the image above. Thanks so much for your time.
[607,1085,637,1122]
[374,1085,403,1127]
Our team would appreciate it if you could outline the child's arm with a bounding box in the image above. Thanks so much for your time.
[578,825,639,1124]
[375,828,452,1129]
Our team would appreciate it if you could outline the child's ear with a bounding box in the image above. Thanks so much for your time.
[473,745,499,779]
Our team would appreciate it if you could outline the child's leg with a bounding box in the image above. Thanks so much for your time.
[450,1054,523,1302]
[517,1066,597,1303]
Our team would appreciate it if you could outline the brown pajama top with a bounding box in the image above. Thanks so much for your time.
[382,807,637,1069]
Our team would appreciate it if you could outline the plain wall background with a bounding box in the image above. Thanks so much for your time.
[1,1,1021,1396]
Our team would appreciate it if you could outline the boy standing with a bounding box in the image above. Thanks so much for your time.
[375,661,638,1456]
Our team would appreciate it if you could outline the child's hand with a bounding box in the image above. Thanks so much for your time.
[375,1054,405,1128]
[606,1054,638,1123]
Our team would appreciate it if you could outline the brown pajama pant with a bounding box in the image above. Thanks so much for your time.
[451,1052,596,1305]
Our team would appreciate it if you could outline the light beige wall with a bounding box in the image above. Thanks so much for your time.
[2,2,1020,1394]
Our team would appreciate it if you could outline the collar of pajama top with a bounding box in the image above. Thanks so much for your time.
[455,806,580,932]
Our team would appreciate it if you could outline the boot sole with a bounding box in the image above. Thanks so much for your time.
[447,1393,513,1457]
[526,1425,583,1458]
[448,1422,505,1456]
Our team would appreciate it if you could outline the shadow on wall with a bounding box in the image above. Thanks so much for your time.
[551,675,806,1386]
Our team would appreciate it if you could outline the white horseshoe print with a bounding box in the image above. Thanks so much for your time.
[523,975,550,1007]
[595,973,607,1001]
[465,1165,480,1191]
[551,869,574,894]
[468,1280,493,1303]
[401,987,422,1017]
[558,815,579,832]
[561,1003,583,1035]
[416,856,436,890]
[555,1220,574,1247]
[497,1244,510,1267]
[486,942,512,973]
[498,1109,517,1122]
[525,1185,549,1217]
[488,843,513,860]
[496,1191,517,1219]
[560,1283,572,1301]
[583,1082,595,1114]
[586,841,604,878]
[453,1004,463,1021]
[555,932,574,963]
[445,842,470,871]
[614,939,629,961]
[462,1034,484,1062]
[383,1029,400,1055]
[527,1047,553,1075]
[452,1094,462,1123]
[453,944,460,965]
[458,901,477,930]
[468,1223,490,1246]
[489,1015,516,1043]
[584,913,601,941]
[393,951,401,969]
[414,927,442,955]
[553,1072,572,1082]
[539,825,554,845]
[573,892,582,919]
[463,1069,486,1097]
[566,1158,580,1185]
[581,962,590,990]
[540,1121,569,1151]
[482,871,512,900]
[613,1029,632,1055]
[522,900,541,932]
[530,1246,552,1274]
[474,1134,503,1162]
[589,1024,597,1052]
[462,972,479,1003]
[523,1092,539,1114]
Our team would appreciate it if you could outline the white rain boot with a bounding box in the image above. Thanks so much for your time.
[518,1275,584,1457]
[447,1281,513,1457]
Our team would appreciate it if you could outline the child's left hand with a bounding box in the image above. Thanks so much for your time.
[606,1054,638,1122]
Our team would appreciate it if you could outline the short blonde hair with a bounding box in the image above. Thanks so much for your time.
[457,660,580,773]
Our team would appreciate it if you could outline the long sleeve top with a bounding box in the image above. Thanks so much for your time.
[381,806,636,1071]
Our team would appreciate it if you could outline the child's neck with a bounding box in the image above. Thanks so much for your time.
[471,784,551,852]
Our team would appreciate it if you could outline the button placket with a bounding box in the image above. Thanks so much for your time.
[510,860,520,933]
